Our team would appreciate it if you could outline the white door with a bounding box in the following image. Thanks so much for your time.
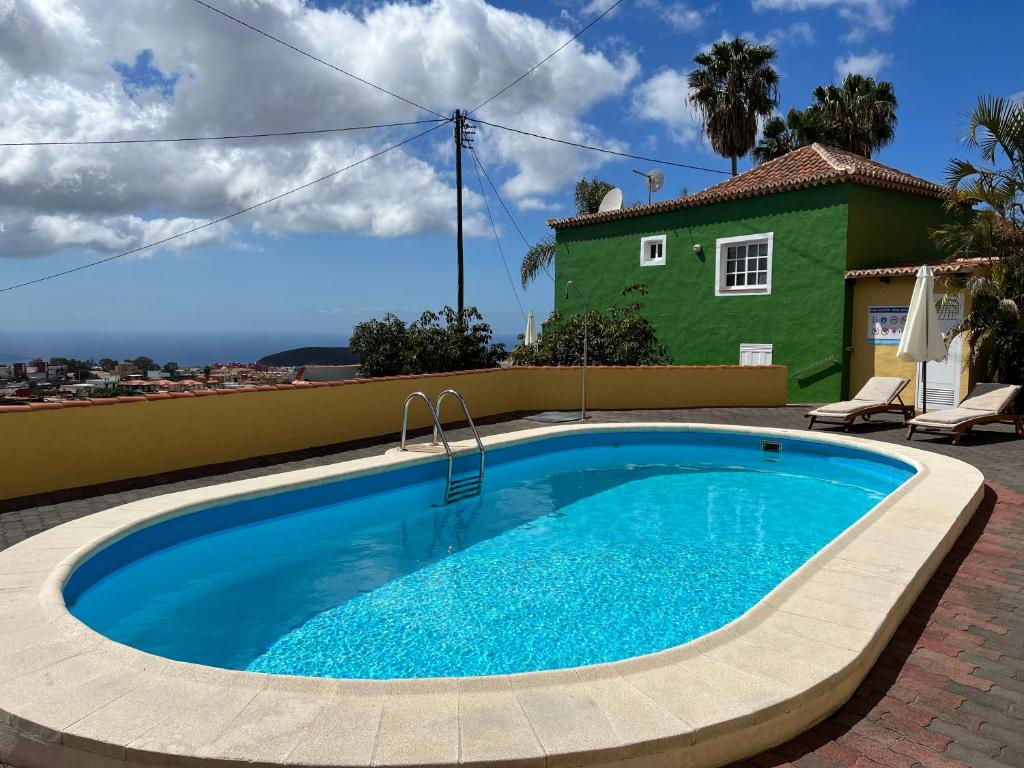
[917,293,963,410]
[740,343,773,366]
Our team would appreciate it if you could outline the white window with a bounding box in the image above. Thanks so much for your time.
[715,233,773,295]
[640,234,666,267]
[740,343,773,366]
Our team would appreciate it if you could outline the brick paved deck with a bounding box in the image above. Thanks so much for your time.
[2,406,1021,768]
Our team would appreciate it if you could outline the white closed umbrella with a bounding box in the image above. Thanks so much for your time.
[897,265,947,412]
[524,310,538,346]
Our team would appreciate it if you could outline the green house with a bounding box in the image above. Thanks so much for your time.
[549,143,951,403]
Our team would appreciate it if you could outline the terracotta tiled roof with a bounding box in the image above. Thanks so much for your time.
[844,257,992,280]
[548,143,947,230]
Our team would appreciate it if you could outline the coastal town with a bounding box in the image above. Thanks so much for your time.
[0,357,353,405]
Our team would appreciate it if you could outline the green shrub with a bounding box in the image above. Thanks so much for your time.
[350,306,507,378]
[509,284,670,367]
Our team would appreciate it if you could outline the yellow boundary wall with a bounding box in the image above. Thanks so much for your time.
[0,365,786,501]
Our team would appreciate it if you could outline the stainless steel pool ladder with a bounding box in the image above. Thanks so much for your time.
[399,389,485,504]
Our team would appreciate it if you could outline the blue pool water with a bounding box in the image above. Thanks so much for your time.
[66,430,913,679]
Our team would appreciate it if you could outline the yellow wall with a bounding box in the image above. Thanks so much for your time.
[849,278,972,402]
[0,365,787,501]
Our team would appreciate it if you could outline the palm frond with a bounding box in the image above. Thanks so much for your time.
[520,236,556,289]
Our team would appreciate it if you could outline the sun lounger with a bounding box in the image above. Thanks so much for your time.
[906,383,1023,445]
[806,377,912,431]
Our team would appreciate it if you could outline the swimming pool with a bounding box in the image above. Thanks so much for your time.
[65,428,914,679]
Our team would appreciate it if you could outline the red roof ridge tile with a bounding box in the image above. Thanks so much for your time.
[548,144,946,230]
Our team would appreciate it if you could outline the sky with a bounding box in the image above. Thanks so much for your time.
[1,0,1021,343]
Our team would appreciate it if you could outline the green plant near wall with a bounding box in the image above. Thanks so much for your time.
[510,284,670,367]
[350,306,507,378]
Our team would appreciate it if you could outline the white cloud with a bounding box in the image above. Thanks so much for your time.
[699,20,815,52]
[516,197,560,212]
[631,69,703,146]
[0,0,638,259]
[751,0,908,41]
[581,0,621,16]
[1010,91,1024,104]
[834,50,892,78]
[635,0,716,33]
[784,21,816,44]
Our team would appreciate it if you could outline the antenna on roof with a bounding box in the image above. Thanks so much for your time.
[632,168,664,204]
[597,186,623,212]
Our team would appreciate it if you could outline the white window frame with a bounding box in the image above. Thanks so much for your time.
[640,234,667,267]
[715,232,773,296]
[739,343,774,366]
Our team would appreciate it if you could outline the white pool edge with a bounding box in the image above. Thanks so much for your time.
[0,423,984,768]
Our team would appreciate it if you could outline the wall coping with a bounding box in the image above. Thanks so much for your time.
[0,365,786,414]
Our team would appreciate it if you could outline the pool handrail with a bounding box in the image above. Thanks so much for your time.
[434,389,486,501]
[400,390,485,503]
[400,392,452,455]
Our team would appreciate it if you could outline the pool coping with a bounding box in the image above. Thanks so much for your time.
[0,423,985,768]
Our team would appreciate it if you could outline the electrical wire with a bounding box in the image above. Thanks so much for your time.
[470,146,554,282]
[468,150,527,323]
[190,0,447,120]
[0,119,447,147]
[0,121,449,294]
[474,118,731,175]
[469,0,625,115]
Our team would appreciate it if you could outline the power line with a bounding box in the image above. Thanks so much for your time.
[0,121,449,294]
[470,146,554,282]
[474,118,731,175]
[469,0,624,115]
[0,119,446,147]
[190,0,447,120]
[468,150,527,323]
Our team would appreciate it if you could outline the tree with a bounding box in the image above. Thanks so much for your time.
[688,37,780,176]
[49,357,94,381]
[753,113,798,164]
[348,314,409,378]
[162,361,179,375]
[98,357,117,372]
[131,356,158,371]
[805,74,897,158]
[520,235,557,288]
[931,95,1024,384]
[752,107,830,163]
[349,307,506,378]
[404,307,506,374]
[519,177,615,288]
[574,178,615,215]
[509,284,670,366]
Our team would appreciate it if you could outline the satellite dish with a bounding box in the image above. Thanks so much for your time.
[633,168,665,203]
[597,187,623,212]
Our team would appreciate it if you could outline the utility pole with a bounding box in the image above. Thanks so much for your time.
[453,109,465,317]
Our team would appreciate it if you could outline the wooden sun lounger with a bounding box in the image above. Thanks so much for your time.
[806,377,913,431]
[906,383,1023,445]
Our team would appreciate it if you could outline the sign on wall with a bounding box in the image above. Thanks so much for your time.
[868,305,908,345]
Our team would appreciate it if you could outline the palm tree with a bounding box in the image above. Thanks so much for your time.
[520,235,557,288]
[520,178,614,287]
[688,37,780,176]
[942,95,1024,220]
[930,95,1024,383]
[753,115,793,164]
[806,74,897,158]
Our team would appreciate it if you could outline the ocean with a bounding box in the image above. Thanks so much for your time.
[0,330,521,367]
